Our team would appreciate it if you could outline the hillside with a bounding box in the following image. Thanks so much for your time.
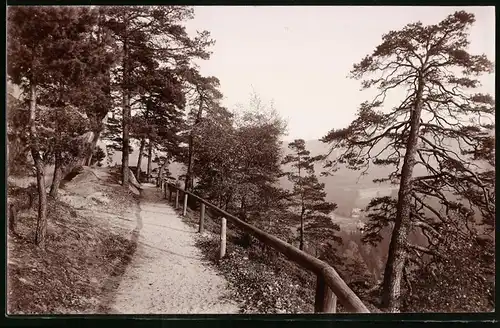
[7,167,141,313]
[280,137,493,218]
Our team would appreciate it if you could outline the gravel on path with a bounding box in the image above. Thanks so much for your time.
[105,184,240,314]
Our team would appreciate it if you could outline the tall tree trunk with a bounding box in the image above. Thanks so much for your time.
[225,192,233,211]
[185,101,203,191]
[298,154,305,251]
[50,102,63,198]
[299,207,305,251]
[240,196,247,221]
[147,140,153,179]
[185,134,195,191]
[137,99,152,182]
[121,35,130,188]
[29,83,48,247]
[87,11,110,167]
[381,76,425,312]
[136,137,145,182]
[157,158,168,187]
[9,204,17,235]
[49,152,63,198]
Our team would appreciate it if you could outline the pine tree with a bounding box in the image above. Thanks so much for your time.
[282,139,338,251]
[90,146,106,166]
[321,11,494,311]
[7,6,104,245]
[102,6,214,188]
[34,7,115,198]
[182,68,223,191]
[131,65,186,181]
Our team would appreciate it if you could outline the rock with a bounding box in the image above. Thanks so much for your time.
[128,169,143,191]
[75,131,94,144]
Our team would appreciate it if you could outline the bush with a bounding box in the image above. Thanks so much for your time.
[90,146,106,166]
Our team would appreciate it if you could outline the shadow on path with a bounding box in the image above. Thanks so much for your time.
[140,208,178,216]
[137,240,201,261]
[96,199,143,314]
[140,220,194,234]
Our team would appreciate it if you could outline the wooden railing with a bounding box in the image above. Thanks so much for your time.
[158,179,370,313]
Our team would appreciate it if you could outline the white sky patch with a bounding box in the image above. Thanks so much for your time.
[184,6,495,141]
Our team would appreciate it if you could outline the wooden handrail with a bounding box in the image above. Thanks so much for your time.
[163,181,370,313]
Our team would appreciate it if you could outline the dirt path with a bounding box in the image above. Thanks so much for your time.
[103,184,240,314]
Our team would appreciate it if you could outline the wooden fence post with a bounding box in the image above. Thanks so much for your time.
[314,275,337,313]
[183,193,188,216]
[150,183,368,313]
[219,217,227,260]
[169,189,172,203]
[164,183,167,199]
[199,203,205,233]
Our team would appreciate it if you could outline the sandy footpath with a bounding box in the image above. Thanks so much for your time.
[104,184,240,314]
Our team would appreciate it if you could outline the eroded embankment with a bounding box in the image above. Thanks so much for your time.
[7,167,141,314]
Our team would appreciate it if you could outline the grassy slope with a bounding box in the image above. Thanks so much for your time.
[7,167,140,314]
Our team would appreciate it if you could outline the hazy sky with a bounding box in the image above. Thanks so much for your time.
[184,6,495,141]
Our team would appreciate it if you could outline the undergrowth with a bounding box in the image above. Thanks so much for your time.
[171,187,386,314]
[7,171,140,314]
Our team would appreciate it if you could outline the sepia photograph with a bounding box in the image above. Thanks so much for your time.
[6,5,495,316]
